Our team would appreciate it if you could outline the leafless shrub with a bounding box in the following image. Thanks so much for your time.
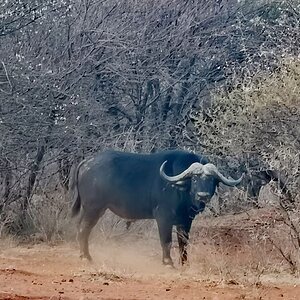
[0,210,14,238]
[24,192,70,242]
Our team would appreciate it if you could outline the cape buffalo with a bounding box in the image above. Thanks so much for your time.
[70,149,243,266]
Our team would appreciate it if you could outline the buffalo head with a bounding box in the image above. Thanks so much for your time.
[160,161,244,203]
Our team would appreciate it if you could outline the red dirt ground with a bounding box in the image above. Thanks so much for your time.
[0,209,299,300]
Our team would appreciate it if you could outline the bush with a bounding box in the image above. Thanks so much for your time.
[195,57,299,196]
[194,57,300,271]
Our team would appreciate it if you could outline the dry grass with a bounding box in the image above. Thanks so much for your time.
[0,234,17,250]
[186,208,300,282]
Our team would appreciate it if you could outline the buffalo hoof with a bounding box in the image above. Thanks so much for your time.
[164,264,175,270]
[80,253,93,262]
[162,258,174,268]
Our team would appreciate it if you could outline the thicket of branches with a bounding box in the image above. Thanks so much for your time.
[0,0,299,237]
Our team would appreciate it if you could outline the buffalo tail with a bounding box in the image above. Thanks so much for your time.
[69,160,84,217]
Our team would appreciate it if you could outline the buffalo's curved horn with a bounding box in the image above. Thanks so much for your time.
[202,163,244,186]
[159,161,205,182]
[160,161,244,186]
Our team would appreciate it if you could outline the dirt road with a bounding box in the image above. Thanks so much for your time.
[0,239,299,300]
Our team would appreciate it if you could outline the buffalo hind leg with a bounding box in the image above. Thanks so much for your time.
[176,222,192,265]
[77,209,105,261]
[156,218,173,266]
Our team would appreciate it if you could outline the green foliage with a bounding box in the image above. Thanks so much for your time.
[195,57,300,195]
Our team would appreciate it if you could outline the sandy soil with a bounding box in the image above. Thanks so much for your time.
[0,209,299,300]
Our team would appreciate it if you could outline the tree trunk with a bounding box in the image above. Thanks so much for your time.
[21,109,56,214]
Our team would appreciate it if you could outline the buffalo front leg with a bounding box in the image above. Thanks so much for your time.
[176,222,192,265]
[156,218,174,266]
